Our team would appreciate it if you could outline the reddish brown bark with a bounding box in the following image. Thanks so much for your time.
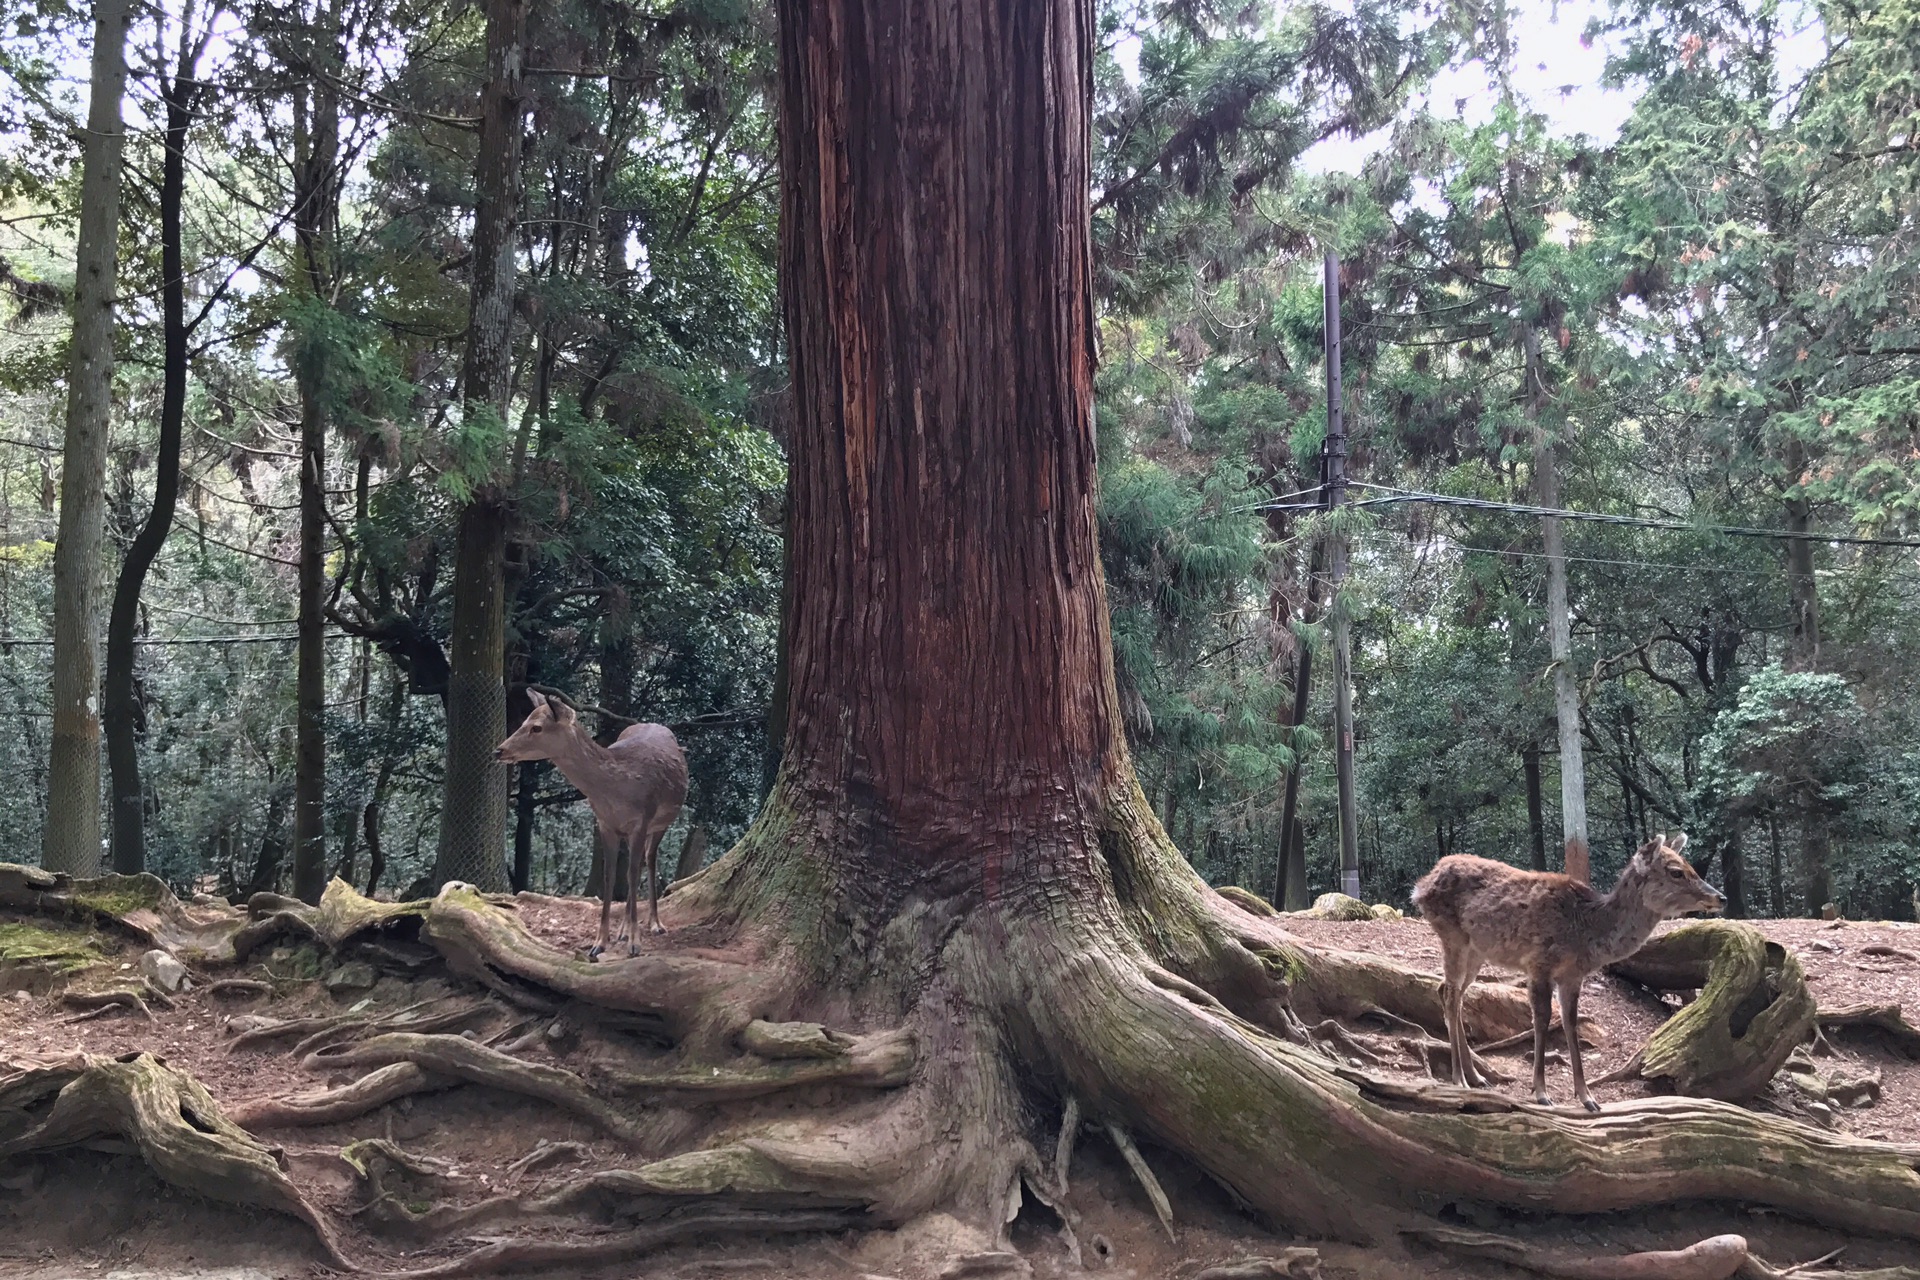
[775,0,1109,894]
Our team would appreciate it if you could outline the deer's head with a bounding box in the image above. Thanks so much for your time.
[1631,832,1726,916]
[495,690,578,764]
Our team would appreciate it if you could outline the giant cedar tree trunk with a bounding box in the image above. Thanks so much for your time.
[103,46,201,874]
[43,0,132,876]
[770,0,1112,896]
[432,0,527,891]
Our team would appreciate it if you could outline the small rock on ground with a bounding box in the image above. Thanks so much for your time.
[138,949,189,994]
[324,960,378,994]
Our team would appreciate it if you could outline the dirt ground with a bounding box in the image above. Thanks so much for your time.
[5,900,1920,1280]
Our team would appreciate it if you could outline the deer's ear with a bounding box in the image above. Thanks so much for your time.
[526,690,547,709]
[1669,832,1689,854]
[551,698,577,725]
[1632,839,1656,866]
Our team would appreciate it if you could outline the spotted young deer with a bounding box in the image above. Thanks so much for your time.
[495,691,688,958]
[1411,833,1725,1112]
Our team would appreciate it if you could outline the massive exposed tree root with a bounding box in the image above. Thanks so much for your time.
[9,846,1920,1274]
[0,1053,353,1267]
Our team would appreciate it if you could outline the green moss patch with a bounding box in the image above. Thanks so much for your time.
[0,919,103,972]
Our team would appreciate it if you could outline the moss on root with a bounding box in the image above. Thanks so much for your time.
[0,921,101,972]
[1605,921,1815,1100]
[0,1054,351,1266]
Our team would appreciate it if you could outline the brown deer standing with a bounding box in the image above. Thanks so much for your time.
[1412,833,1724,1111]
[495,691,688,958]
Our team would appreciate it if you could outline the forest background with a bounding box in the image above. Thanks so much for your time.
[0,0,1915,920]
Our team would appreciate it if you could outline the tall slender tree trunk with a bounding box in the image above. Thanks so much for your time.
[586,593,635,896]
[1722,822,1746,918]
[437,501,511,887]
[1528,325,1589,883]
[291,0,343,904]
[1272,539,1323,910]
[511,760,538,892]
[432,0,528,891]
[244,789,289,898]
[1322,255,1359,900]
[1769,812,1786,916]
[1782,438,1828,915]
[1274,638,1315,909]
[363,673,403,898]
[43,0,132,876]
[103,40,202,874]
[1522,742,1547,872]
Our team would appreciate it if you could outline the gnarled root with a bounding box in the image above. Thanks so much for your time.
[1405,1226,1920,1280]
[595,1024,916,1100]
[57,989,154,1022]
[227,1061,454,1130]
[305,1032,648,1143]
[1008,908,1920,1245]
[380,1207,861,1280]
[1818,1004,1920,1059]
[423,884,773,1053]
[1605,921,1815,1100]
[0,1053,351,1267]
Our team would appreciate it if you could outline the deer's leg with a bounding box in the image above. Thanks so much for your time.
[645,828,665,936]
[591,823,618,960]
[1558,978,1598,1112]
[1528,972,1555,1106]
[623,829,642,956]
[1441,945,1484,1087]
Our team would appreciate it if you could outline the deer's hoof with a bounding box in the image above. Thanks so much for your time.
[586,945,605,962]
[1580,1096,1601,1114]
[649,922,667,936]
[1532,1091,1553,1106]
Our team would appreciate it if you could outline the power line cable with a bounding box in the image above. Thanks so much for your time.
[1347,530,1873,579]
[1245,482,1920,550]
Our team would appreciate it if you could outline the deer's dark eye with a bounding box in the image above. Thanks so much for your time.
[1668,868,1686,879]
[530,725,542,733]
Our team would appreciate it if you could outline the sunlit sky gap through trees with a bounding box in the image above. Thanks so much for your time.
[1111,0,1827,181]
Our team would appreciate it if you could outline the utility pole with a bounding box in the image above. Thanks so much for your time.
[1527,325,1589,883]
[1324,253,1361,900]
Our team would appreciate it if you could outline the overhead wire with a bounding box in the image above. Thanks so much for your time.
[1243,481,1920,550]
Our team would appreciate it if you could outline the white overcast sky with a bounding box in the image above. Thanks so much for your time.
[1114,0,1829,176]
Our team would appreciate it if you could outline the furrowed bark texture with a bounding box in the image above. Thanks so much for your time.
[43,0,132,877]
[772,0,1106,904]
[433,0,527,892]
